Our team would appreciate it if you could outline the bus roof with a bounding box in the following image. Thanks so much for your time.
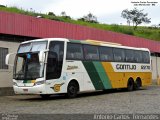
[21,38,69,44]
[21,38,150,52]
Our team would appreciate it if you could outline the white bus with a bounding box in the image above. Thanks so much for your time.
[6,38,152,98]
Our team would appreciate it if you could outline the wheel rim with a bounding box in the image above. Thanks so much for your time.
[69,86,76,94]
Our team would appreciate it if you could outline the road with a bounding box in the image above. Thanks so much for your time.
[0,86,160,119]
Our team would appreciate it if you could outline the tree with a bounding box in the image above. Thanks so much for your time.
[61,11,67,16]
[0,5,6,7]
[78,13,98,23]
[121,8,151,29]
[48,12,56,16]
[121,9,132,26]
[60,11,71,19]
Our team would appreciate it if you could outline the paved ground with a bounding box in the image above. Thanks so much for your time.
[0,86,160,114]
[0,86,160,119]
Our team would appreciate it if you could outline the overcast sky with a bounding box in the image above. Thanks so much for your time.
[1,0,160,26]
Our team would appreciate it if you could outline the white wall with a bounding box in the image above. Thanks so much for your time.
[151,56,160,84]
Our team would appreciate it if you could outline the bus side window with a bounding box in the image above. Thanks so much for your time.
[113,48,125,62]
[66,43,83,60]
[142,51,150,63]
[134,50,142,63]
[83,45,99,61]
[125,49,134,62]
[99,47,113,61]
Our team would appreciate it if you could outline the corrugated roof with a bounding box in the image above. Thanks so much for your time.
[0,11,160,53]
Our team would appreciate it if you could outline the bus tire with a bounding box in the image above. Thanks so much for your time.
[40,94,50,99]
[67,81,79,98]
[135,78,142,90]
[127,78,134,91]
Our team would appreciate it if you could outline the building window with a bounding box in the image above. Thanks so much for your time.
[0,47,8,69]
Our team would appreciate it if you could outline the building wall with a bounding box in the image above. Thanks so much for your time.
[151,56,160,84]
[0,40,20,87]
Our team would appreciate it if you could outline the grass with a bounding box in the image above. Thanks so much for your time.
[0,6,160,41]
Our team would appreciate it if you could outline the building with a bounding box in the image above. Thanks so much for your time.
[0,11,160,95]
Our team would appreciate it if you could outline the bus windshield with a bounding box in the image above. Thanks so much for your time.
[18,41,47,53]
[14,53,44,80]
[13,41,47,80]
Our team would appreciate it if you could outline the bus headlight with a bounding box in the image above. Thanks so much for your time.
[34,80,45,86]
[13,82,17,86]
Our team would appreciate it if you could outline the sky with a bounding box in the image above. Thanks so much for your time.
[0,0,160,26]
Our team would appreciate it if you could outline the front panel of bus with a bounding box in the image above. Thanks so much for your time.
[13,40,65,94]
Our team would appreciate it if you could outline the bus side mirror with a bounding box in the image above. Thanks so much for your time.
[39,50,49,63]
[5,53,16,66]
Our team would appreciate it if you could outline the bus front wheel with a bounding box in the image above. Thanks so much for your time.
[67,81,79,98]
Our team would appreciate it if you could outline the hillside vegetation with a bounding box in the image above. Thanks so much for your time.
[0,6,160,41]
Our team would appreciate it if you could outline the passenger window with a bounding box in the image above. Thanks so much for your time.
[99,47,113,61]
[134,50,142,63]
[66,43,83,60]
[125,49,134,62]
[113,48,125,62]
[46,41,64,80]
[142,51,150,63]
[83,45,99,60]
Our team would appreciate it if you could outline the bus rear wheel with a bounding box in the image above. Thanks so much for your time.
[67,81,79,98]
[135,78,142,90]
[127,78,134,91]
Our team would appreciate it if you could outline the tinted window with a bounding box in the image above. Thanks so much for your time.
[134,50,142,63]
[66,43,83,60]
[83,45,99,60]
[99,47,113,61]
[46,41,64,80]
[125,49,134,62]
[113,48,125,62]
[0,47,8,69]
[142,51,150,63]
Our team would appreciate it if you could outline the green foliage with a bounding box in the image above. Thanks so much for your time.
[48,12,56,16]
[0,5,6,7]
[0,6,160,41]
[78,13,98,23]
[121,8,151,30]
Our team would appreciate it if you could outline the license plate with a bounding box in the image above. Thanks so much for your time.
[23,89,28,92]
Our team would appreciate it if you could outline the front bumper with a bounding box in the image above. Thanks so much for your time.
[13,84,46,94]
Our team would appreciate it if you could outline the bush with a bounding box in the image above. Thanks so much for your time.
[48,12,56,16]
[0,5,6,7]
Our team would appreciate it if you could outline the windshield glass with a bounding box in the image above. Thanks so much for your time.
[18,41,47,53]
[14,53,44,80]
[14,41,47,80]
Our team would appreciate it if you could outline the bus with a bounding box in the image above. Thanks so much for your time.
[6,38,152,98]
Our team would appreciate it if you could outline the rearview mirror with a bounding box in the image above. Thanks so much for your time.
[5,53,16,66]
[39,50,49,63]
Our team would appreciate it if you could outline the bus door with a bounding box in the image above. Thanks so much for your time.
[45,41,64,94]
